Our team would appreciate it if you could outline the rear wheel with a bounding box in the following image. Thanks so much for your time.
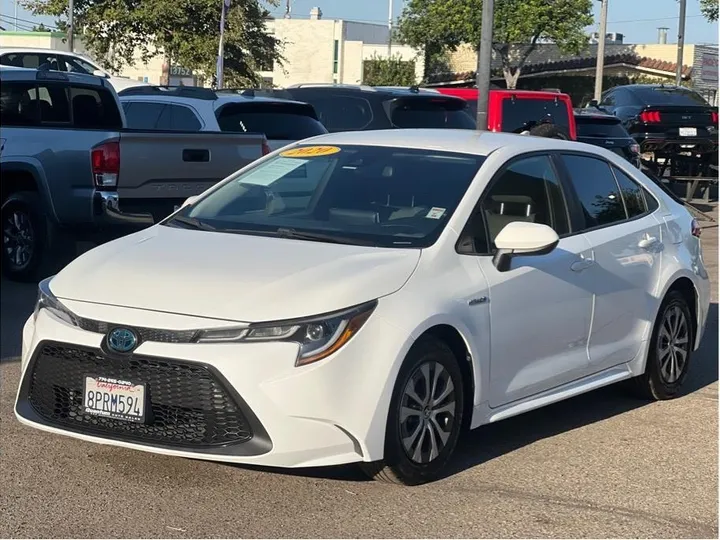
[631,291,694,400]
[359,337,465,485]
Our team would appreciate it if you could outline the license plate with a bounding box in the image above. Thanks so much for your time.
[83,376,146,423]
[679,127,697,137]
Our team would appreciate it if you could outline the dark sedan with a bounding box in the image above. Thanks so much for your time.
[574,110,641,168]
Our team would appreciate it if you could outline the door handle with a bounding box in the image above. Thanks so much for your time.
[638,236,659,250]
[182,149,210,162]
[571,258,595,272]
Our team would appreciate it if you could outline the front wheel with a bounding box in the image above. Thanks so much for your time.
[360,337,465,485]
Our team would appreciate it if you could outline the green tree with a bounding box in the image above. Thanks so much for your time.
[32,22,49,31]
[363,54,417,86]
[396,0,594,89]
[699,0,718,22]
[21,0,281,86]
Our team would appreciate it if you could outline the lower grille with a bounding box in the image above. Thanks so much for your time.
[25,342,254,449]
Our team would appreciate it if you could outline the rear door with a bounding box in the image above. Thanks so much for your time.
[215,101,327,150]
[557,152,664,371]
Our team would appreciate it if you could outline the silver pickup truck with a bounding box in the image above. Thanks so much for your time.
[0,67,268,281]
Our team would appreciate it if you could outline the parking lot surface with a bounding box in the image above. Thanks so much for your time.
[1,220,717,538]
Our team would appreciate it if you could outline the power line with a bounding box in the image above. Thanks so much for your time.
[0,13,59,30]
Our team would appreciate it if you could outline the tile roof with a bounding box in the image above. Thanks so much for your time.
[427,54,693,84]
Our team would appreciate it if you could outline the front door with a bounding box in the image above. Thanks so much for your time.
[459,153,595,407]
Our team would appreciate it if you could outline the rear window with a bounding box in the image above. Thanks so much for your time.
[216,102,327,140]
[501,98,569,133]
[388,97,476,129]
[0,81,121,129]
[575,117,629,138]
[634,87,709,106]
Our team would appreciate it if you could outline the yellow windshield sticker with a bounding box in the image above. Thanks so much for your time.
[280,146,341,158]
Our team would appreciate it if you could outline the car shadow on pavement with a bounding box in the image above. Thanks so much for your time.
[234,303,718,484]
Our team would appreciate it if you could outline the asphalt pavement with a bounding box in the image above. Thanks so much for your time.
[0,219,717,538]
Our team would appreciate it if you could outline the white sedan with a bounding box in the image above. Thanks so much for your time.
[15,129,711,485]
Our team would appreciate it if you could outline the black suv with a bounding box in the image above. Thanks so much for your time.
[592,84,718,160]
[221,84,476,132]
[574,109,641,167]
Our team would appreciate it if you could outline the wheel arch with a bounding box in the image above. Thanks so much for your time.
[1,160,55,221]
[655,272,702,350]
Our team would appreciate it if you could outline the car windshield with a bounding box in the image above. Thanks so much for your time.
[164,144,485,248]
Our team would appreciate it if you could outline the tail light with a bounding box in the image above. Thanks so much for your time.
[711,111,718,124]
[262,138,271,156]
[639,111,661,123]
[691,218,701,238]
[91,141,119,189]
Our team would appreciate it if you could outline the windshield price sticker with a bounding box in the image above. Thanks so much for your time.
[280,146,341,158]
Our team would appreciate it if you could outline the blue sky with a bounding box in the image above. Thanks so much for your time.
[1,0,718,44]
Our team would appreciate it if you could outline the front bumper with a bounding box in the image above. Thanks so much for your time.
[16,303,407,468]
[93,191,154,228]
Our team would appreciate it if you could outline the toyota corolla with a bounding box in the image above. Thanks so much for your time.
[15,129,710,485]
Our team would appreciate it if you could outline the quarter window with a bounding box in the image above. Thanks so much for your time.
[156,104,202,131]
[562,154,626,229]
[122,102,166,129]
[464,155,569,254]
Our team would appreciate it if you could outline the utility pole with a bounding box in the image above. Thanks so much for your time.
[216,0,230,89]
[387,0,393,58]
[675,0,687,85]
[284,0,291,18]
[593,0,608,101]
[67,0,74,52]
[475,0,494,130]
[14,0,18,30]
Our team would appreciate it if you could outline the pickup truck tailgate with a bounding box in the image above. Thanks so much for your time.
[117,131,265,219]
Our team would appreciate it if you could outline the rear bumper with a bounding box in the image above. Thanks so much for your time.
[633,132,718,154]
[93,191,154,228]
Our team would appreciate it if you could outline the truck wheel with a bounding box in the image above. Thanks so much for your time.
[1,192,53,282]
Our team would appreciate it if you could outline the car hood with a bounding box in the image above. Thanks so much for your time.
[51,225,421,322]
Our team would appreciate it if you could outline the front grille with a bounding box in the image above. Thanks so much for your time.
[76,318,199,344]
[25,343,253,448]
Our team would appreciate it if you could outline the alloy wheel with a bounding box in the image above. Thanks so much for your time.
[3,209,35,271]
[658,305,690,384]
[399,360,457,464]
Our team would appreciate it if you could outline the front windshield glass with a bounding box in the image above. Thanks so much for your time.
[164,144,485,248]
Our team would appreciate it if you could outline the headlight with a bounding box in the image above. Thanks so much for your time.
[195,301,377,366]
[34,277,79,327]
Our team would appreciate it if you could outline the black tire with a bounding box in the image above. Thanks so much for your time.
[1,191,58,282]
[359,337,465,486]
[528,123,570,140]
[631,291,694,400]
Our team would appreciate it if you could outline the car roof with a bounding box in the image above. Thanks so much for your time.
[0,46,90,58]
[118,91,311,109]
[286,83,463,98]
[0,65,105,86]
[574,109,621,121]
[297,128,586,156]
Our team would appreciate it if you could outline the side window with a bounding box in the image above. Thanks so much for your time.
[0,82,70,125]
[562,154,627,229]
[62,55,98,75]
[122,101,165,129]
[10,53,61,70]
[600,91,615,107]
[307,96,373,132]
[156,104,202,131]
[470,155,570,253]
[612,167,648,218]
[69,86,123,129]
[613,166,658,214]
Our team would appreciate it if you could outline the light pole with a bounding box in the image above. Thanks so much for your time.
[593,0,608,102]
[387,0,393,58]
[67,0,74,52]
[675,0,687,85]
[475,0,494,130]
[216,0,231,89]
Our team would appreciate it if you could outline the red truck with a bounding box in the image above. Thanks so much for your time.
[434,87,577,140]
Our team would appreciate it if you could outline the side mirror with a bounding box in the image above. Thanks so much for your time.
[92,69,110,79]
[588,99,599,108]
[492,221,559,272]
[183,195,198,207]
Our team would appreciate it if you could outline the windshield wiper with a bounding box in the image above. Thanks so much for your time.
[167,215,216,231]
[275,227,376,246]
